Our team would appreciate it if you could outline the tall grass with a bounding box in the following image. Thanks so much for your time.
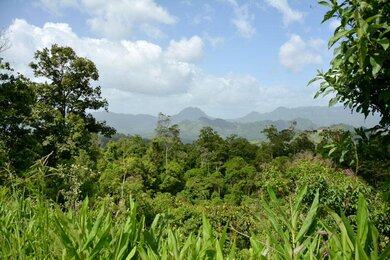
[0,186,388,259]
[0,187,236,259]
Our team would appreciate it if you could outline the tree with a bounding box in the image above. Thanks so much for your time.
[0,59,38,170]
[225,135,258,163]
[154,113,182,172]
[29,44,115,165]
[311,0,390,127]
[261,125,295,158]
[195,127,227,172]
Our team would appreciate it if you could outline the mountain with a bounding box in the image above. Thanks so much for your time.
[93,106,380,142]
[171,107,208,123]
[235,106,380,127]
[93,112,157,138]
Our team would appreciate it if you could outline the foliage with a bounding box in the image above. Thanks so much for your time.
[0,59,38,170]
[1,39,389,259]
[29,44,115,166]
[322,194,390,259]
[311,0,390,127]
[1,185,387,259]
[260,185,323,259]
[195,127,227,172]
[154,113,183,170]
[261,125,295,157]
[0,188,237,259]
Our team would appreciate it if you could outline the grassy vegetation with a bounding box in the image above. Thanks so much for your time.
[1,149,389,259]
[0,182,388,259]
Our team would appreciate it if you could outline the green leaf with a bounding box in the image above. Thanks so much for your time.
[318,1,332,8]
[355,239,369,260]
[125,246,137,260]
[378,38,390,50]
[329,97,339,107]
[328,147,337,156]
[359,40,368,70]
[370,56,382,77]
[292,185,307,230]
[340,149,348,163]
[296,189,319,242]
[82,203,106,251]
[329,29,355,48]
[356,194,369,249]
[340,210,356,245]
[202,214,213,242]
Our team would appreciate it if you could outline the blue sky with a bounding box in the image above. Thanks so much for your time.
[0,0,339,118]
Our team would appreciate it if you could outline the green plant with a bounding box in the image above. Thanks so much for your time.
[322,193,390,259]
[260,185,323,259]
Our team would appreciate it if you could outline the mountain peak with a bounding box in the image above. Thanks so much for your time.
[172,107,208,122]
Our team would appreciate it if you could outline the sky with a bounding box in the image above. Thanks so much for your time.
[0,0,340,118]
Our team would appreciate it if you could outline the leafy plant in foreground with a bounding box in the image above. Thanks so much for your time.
[322,193,390,259]
[259,185,323,259]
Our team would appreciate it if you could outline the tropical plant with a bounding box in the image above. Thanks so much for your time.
[311,0,390,127]
[260,185,323,259]
[322,194,390,259]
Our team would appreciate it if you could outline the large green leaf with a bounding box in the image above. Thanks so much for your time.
[296,189,319,243]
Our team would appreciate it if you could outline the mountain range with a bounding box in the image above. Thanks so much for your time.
[93,106,381,142]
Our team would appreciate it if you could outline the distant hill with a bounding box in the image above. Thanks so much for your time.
[93,106,380,142]
[171,107,209,123]
[93,112,157,139]
[235,106,380,127]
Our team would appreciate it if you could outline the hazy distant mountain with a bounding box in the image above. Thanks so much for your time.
[93,112,157,138]
[178,117,317,142]
[235,106,380,127]
[171,107,208,123]
[93,106,380,142]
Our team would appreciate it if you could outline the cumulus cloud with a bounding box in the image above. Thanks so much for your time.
[226,0,256,38]
[279,34,325,72]
[265,0,304,26]
[3,19,321,117]
[4,19,195,95]
[38,0,176,39]
[165,36,204,62]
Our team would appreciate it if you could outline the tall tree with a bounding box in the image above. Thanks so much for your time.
[0,59,37,170]
[261,125,295,158]
[29,44,115,165]
[311,0,390,127]
[195,127,227,172]
[154,113,181,172]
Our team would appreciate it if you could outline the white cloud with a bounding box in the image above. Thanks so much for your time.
[265,0,304,26]
[4,19,194,95]
[165,36,204,62]
[3,19,323,117]
[37,0,79,16]
[279,34,325,73]
[38,0,176,39]
[226,0,256,38]
[204,34,224,48]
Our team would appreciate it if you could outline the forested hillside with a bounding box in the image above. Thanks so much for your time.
[1,0,390,259]
[92,105,380,142]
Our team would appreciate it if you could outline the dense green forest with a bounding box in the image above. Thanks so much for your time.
[1,0,389,258]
